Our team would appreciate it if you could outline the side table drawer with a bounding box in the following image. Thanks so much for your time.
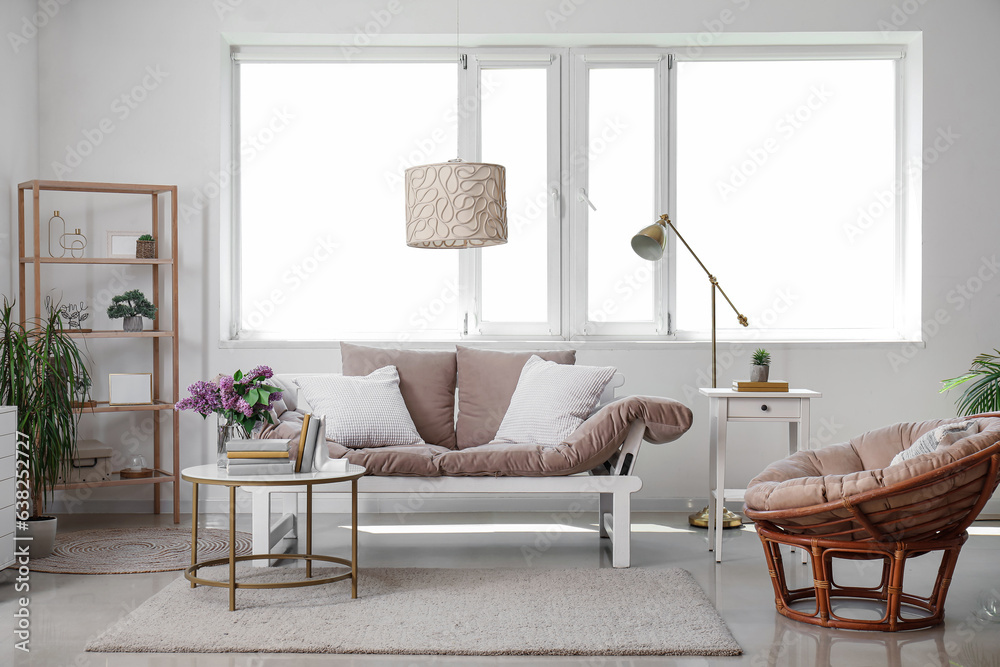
[729,397,800,419]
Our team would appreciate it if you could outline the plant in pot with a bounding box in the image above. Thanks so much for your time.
[941,349,1000,415]
[0,299,91,557]
[106,289,157,332]
[751,348,771,382]
[135,233,156,259]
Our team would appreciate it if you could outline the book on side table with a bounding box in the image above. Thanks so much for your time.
[226,437,293,475]
[732,381,789,392]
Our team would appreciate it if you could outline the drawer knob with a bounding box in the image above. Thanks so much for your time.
[761,404,769,412]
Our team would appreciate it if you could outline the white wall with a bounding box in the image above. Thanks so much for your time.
[16,0,1000,514]
[1,0,38,299]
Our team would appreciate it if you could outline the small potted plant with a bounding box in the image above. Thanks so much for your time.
[135,234,156,259]
[751,348,771,382]
[107,289,157,332]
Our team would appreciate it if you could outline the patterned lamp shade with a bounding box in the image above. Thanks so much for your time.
[404,160,507,248]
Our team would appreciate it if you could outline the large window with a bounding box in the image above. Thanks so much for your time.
[231,44,916,343]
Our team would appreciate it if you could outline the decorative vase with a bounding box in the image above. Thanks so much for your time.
[123,316,143,333]
[217,416,249,468]
[750,365,770,382]
[136,239,156,259]
[18,516,58,559]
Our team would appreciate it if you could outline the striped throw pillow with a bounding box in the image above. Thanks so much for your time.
[295,367,423,448]
[491,355,616,446]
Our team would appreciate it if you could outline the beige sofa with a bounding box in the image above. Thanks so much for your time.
[249,344,693,568]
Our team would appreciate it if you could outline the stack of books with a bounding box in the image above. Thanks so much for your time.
[732,380,789,392]
[226,438,293,475]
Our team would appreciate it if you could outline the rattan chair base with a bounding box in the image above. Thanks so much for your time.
[754,526,967,632]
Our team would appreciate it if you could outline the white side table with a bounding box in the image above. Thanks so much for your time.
[699,388,822,563]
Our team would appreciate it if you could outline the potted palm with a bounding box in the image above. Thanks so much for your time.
[0,299,91,557]
[751,348,771,382]
[941,349,1000,415]
[106,289,157,332]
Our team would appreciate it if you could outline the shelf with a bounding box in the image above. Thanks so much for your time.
[20,257,173,265]
[66,330,174,339]
[18,179,175,195]
[74,400,176,414]
[54,469,176,491]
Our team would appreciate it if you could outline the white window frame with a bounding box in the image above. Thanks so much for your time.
[666,44,917,343]
[224,41,920,346]
[461,49,563,338]
[569,49,671,340]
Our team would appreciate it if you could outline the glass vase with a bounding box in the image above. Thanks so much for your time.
[217,417,248,468]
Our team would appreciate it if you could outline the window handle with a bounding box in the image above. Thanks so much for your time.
[578,188,597,211]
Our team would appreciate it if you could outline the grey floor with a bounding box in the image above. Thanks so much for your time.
[4,510,1000,666]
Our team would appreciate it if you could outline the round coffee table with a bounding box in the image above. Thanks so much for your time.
[181,463,365,611]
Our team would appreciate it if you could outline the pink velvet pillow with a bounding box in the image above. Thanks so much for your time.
[455,346,576,449]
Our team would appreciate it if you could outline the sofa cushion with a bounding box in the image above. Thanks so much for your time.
[341,342,458,449]
[492,355,616,446]
[295,367,424,448]
[456,346,576,449]
[269,395,693,477]
[745,417,1000,514]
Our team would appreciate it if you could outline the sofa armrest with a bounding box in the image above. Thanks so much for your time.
[568,395,693,450]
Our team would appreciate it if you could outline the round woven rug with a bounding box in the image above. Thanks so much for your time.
[29,526,253,575]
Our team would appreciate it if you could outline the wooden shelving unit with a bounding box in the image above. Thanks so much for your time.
[17,179,180,523]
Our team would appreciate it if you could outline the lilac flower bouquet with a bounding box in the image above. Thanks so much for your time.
[175,365,283,434]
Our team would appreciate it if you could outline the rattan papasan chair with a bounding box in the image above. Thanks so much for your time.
[744,414,1000,631]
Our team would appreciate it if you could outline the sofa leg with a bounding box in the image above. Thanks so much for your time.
[612,490,632,568]
[599,493,612,539]
[283,492,298,539]
[251,488,273,568]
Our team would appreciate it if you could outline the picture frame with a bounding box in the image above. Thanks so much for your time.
[108,373,153,405]
[107,231,142,258]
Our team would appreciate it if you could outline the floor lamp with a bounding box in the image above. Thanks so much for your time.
[631,213,749,528]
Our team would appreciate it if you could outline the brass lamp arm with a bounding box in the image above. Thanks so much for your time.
[658,214,748,327]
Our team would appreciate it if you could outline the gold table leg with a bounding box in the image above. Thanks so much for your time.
[229,485,236,611]
[352,478,358,599]
[306,485,312,579]
[190,482,198,588]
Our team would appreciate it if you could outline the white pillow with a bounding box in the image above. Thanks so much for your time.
[491,355,616,446]
[294,367,423,448]
[890,419,980,467]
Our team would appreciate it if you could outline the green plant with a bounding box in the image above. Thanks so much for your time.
[941,350,1000,416]
[752,348,771,366]
[137,234,154,242]
[106,289,157,320]
[0,298,91,517]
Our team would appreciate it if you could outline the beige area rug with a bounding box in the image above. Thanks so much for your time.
[30,527,253,574]
[87,566,742,656]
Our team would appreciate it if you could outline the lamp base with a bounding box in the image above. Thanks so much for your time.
[688,505,743,529]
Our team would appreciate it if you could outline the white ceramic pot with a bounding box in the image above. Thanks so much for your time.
[19,516,57,559]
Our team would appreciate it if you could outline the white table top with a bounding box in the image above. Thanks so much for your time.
[181,463,366,486]
[699,388,822,399]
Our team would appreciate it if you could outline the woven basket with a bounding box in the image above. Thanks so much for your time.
[136,239,156,259]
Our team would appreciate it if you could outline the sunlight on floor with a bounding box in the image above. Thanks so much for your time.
[967,526,1000,536]
[338,522,699,535]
